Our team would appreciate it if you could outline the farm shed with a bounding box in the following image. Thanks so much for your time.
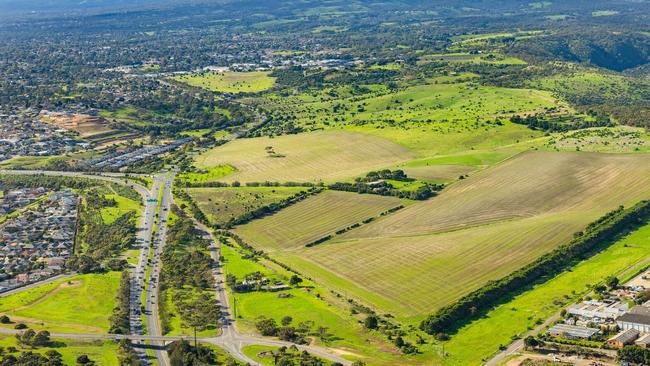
[547,324,599,340]
[617,305,650,333]
[608,329,640,348]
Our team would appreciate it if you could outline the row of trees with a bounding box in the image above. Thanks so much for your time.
[176,187,321,230]
[109,270,131,334]
[329,181,442,200]
[420,200,650,335]
[511,114,613,132]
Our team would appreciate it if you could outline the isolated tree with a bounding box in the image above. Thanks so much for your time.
[606,276,620,289]
[255,317,278,336]
[395,336,405,348]
[523,336,539,350]
[289,274,303,286]
[32,330,51,347]
[281,316,293,326]
[77,354,95,365]
[364,315,379,330]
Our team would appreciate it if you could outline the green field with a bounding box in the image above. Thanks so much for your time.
[234,190,404,251]
[195,131,415,183]
[592,10,619,16]
[0,335,119,365]
[254,81,558,156]
[399,149,520,182]
[176,165,236,185]
[241,152,650,321]
[222,239,439,366]
[418,52,527,65]
[100,193,141,224]
[545,126,650,153]
[443,221,650,365]
[0,272,121,333]
[173,71,276,93]
[528,67,649,105]
[186,186,307,226]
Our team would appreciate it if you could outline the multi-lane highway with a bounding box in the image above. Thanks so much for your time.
[0,170,352,366]
[143,171,175,366]
[128,173,164,364]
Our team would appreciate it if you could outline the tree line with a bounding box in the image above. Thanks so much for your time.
[159,205,220,334]
[420,200,650,335]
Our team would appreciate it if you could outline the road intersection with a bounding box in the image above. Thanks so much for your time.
[0,170,352,366]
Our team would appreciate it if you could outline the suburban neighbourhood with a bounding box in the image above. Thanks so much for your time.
[0,188,78,292]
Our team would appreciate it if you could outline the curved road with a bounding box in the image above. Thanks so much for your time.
[0,170,352,365]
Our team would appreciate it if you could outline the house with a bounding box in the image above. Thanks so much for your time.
[547,324,600,340]
[16,273,29,283]
[262,284,290,292]
[635,333,650,348]
[617,306,650,333]
[608,329,640,348]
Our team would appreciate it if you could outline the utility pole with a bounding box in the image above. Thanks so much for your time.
[194,326,197,349]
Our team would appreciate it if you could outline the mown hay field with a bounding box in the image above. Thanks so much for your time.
[173,71,276,93]
[240,151,650,320]
[194,131,414,183]
[234,191,404,252]
[187,186,308,226]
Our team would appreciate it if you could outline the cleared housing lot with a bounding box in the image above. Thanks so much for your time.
[239,151,650,320]
[194,131,414,183]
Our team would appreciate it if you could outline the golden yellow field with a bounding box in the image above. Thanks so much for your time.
[194,131,414,183]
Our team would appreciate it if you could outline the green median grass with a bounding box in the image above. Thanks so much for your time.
[442,222,650,365]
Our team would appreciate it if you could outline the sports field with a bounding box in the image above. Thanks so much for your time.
[240,151,650,320]
[186,186,307,226]
[194,131,414,183]
[234,191,403,251]
[173,71,276,93]
[0,272,120,333]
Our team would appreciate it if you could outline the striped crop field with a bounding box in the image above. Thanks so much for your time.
[243,151,650,321]
[186,186,307,226]
[194,130,414,183]
[233,190,404,252]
